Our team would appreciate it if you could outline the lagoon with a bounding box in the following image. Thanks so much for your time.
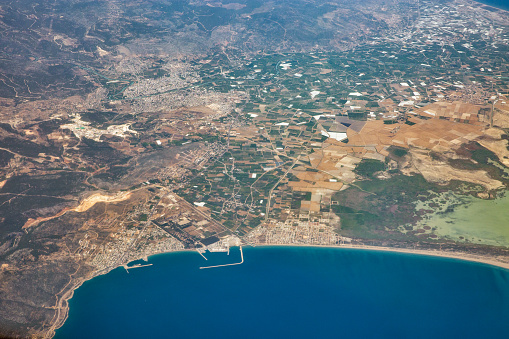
[416,193,509,247]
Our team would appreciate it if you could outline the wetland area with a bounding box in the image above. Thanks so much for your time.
[415,193,509,247]
[2,0,509,336]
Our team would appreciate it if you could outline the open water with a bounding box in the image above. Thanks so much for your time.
[476,0,509,11]
[55,247,509,339]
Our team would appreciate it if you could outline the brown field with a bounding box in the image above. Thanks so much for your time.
[414,101,482,123]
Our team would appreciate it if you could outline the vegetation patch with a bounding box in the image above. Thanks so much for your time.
[388,146,408,158]
[353,159,386,178]
[332,174,480,239]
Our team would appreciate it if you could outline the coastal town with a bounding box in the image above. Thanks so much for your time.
[0,0,509,337]
[15,0,509,272]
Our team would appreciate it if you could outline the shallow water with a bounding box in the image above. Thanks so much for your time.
[420,193,509,246]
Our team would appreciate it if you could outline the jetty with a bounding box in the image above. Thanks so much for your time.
[123,263,153,273]
[200,246,244,269]
[197,249,208,260]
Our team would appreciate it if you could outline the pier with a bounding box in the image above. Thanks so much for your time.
[123,263,153,273]
[200,246,244,269]
[197,249,208,260]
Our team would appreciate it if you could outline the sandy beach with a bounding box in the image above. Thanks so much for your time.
[254,243,509,270]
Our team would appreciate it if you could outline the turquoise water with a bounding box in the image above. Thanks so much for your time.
[55,247,509,339]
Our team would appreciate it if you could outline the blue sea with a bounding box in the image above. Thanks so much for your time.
[477,0,509,11]
[55,247,509,339]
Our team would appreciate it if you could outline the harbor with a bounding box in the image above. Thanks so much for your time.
[123,263,153,273]
[200,246,244,269]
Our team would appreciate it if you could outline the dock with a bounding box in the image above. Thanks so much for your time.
[200,246,244,269]
[123,263,153,273]
[197,249,208,260]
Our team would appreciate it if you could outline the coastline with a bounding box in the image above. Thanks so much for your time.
[43,248,197,339]
[44,243,509,338]
[4,0,509,337]
[253,243,509,271]
[137,242,509,271]
[469,0,509,13]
